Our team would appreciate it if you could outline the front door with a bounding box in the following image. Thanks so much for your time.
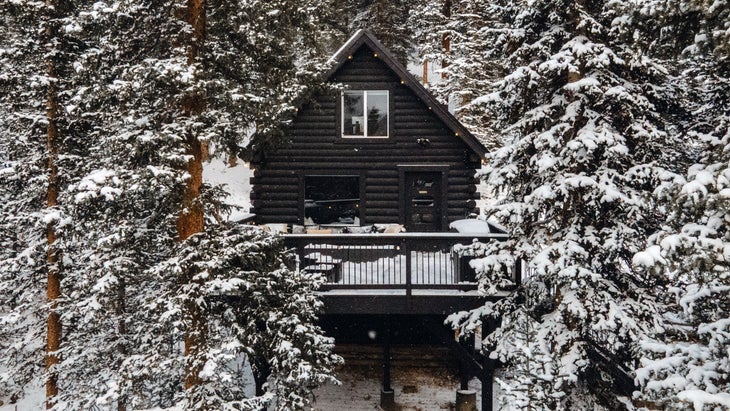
[404,172,443,232]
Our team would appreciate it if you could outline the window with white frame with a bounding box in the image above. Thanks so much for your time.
[342,90,388,138]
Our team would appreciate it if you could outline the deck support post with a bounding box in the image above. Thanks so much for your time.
[459,356,470,390]
[458,334,474,390]
[480,317,499,411]
[380,317,395,409]
[480,364,494,411]
[455,334,478,411]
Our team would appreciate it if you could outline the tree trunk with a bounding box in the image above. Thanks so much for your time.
[176,0,207,391]
[441,0,451,77]
[44,57,61,411]
[45,1,62,407]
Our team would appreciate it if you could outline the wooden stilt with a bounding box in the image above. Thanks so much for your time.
[480,366,494,411]
[459,355,470,390]
[481,318,499,411]
[380,317,395,409]
[459,334,475,390]
[383,342,391,392]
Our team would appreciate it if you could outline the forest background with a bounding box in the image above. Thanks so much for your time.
[0,0,728,410]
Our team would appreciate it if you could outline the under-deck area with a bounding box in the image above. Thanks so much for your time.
[316,314,499,411]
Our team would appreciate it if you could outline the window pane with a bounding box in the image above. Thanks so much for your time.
[304,176,360,225]
[367,91,388,136]
[343,91,364,136]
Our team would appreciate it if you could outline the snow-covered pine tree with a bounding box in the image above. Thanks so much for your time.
[448,0,688,408]
[31,2,193,408]
[151,225,339,410]
[632,1,730,409]
[409,0,456,94]
[172,0,345,399]
[410,0,503,148]
[492,310,558,410]
[0,0,88,407]
[0,0,50,404]
[480,280,561,410]
[347,0,414,64]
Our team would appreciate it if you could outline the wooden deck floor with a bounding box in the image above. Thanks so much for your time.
[318,290,506,315]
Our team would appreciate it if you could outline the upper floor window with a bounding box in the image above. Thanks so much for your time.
[342,90,388,138]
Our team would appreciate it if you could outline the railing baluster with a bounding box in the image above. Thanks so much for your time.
[404,238,412,295]
[380,246,383,285]
[388,248,396,284]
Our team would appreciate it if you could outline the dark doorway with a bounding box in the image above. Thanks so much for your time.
[404,171,443,232]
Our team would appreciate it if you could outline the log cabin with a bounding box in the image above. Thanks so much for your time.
[249,30,517,411]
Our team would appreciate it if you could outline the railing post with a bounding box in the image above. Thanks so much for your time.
[403,238,412,296]
[297,240,306,273]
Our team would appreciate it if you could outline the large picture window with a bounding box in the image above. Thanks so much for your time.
[304,176,360,225]
[342,90,388,138]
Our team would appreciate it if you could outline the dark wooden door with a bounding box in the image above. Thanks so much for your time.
[404,172,442,232]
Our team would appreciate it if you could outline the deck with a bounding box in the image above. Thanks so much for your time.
[283,232,518,315]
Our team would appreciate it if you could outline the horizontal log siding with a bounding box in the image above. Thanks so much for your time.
[252,44,480,226]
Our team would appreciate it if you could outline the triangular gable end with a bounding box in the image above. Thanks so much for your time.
[326,29,487,158]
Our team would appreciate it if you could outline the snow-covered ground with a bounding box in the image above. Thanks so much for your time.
[315,363,489,410]
[0,374,492,411]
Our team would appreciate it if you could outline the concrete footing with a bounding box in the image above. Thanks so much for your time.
[380,389,395,410]
[456,389,477,411]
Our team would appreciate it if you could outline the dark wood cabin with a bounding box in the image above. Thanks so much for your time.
[250,29,486,232]
[249,31,510,411]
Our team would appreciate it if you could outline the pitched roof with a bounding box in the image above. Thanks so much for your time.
[327,29,487,158]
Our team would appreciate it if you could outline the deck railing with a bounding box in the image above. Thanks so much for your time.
[283,233,513,293]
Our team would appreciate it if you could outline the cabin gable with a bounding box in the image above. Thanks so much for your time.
[251,32,485,231]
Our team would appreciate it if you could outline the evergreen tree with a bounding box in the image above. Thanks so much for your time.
[40,2,191,408]
[410,0,503,148]
[0,0,48,402]
[488,294,562,410]
[347,0,414,64]
[0,0,87,406]
[409,0,455,92]
[632,1,730,409]
[152,225,339,410]
[448,0,687,408]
